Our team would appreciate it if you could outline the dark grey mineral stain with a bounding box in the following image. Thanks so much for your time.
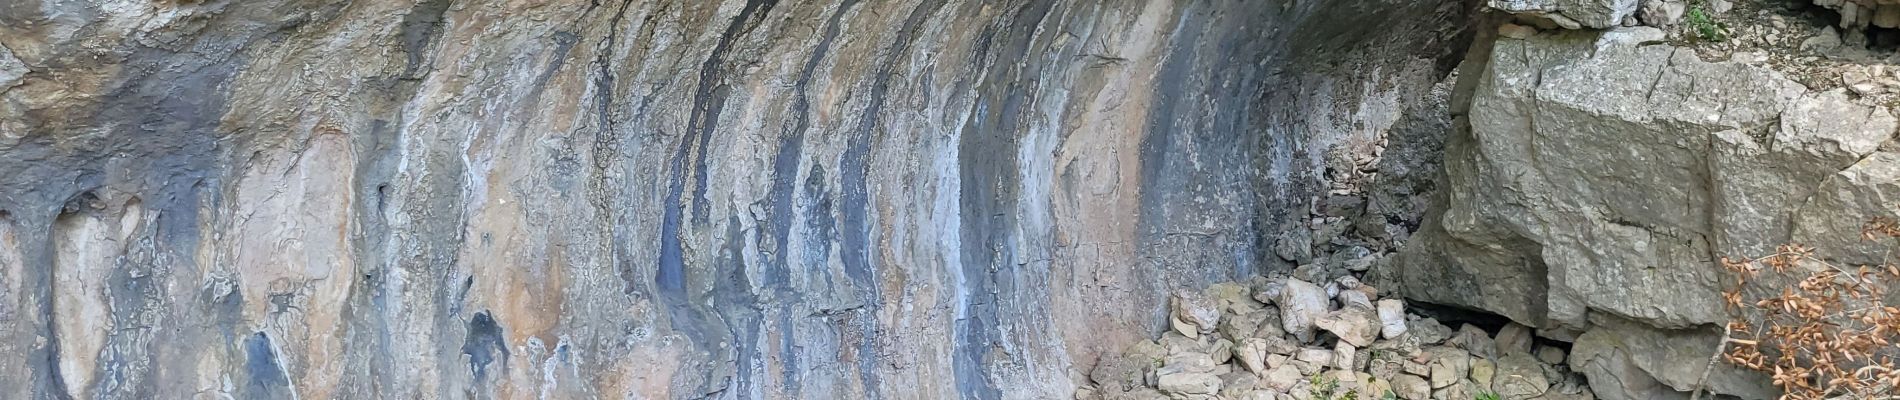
[710,215,764,396]
[96,198,163,399]
[1134,3,1209,244]
[520,31,581,116]
[462,311,510,383]
[8,2,332,396]
[686,0,782,224]
[1137,2,1284,280]
[656,3,781,396]
[755,1,860,396]
[947,1,1058,398]
[661,0,781,306]
[836,0,947,395]
[241,332,293,400]
[398,0,455,78]
[35,208,79,400]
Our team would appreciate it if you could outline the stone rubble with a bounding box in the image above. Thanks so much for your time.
[1081,277,1595,400]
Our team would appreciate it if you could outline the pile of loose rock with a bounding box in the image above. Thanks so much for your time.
[1489,0,1900,106]
[1080,276,1595,400]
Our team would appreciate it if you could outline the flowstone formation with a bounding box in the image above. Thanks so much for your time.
[0,0,1476,399]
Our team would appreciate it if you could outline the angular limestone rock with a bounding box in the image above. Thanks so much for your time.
[1172,291,1222,338]
[1391,374,1433,400]
[1489,0,1641,28]
[1279,278,1331,343]
[1157,372,1223,395]
[1376,299,1409,339]
[1396,29,1881,400]
[1316,306,1382,347]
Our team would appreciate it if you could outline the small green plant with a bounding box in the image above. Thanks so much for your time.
[1685,4,1729,42]
[1382,390,1400,400]
[1312,375,1340,399]
[1475,391,1502,400]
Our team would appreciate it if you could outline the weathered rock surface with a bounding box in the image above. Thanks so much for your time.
[1391,374,1433,400]
[1091,276,1593,400]
[1376,299,1409,339]
[1489,0,1640,28]
[1400,26,1898,400]
[0,0,1477,399]
[1315,306,1381,347]
[1172,291,1222,339]
[1278,278,1330,343]
[1814,0,1900,30]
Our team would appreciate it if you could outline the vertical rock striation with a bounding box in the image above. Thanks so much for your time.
[0,0,1474,398]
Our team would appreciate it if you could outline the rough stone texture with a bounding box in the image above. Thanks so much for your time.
[1570,315,1774,400]
[1156,372,1221,396]
[1814,0,1900,30]
[1172,290,1222,339]
[1391,374,1432,400]
[1494,322,1533,356]
[1277,278,1330,343]
[0,0,1477,399]
[1488,0,1640,28]
[1314,306,1380,347]
[1494,354,1550,399]
[1375,299,1408,339]
[1400,27,1898,400]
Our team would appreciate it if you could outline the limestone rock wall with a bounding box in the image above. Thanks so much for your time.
[0,0,1473,399]
[1394,25,1900,400]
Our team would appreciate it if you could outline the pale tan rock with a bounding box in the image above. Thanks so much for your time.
[1237,338,1270,375]
[1279,278,1330,343]
[1425,346,1472,389]
[1536,345,1566,365]
[1448,324,1497,359]
[1391,374,1432,400]
[1162,352,1218,375]
[1211,338,1235,365]
[1157,372,1223,395]
[1173,290,1222,338]
[1496,322,1534,356]
[1359,376,1394,399]
[1262,365,1304,391]
[1266,354,1290,370]
[1494,354,1550,399]
[1470,357,1497,390]
[1219,371,1262,398]
[1296,347,1334,366]
[1316,307,1382,347]
[1376,299,1409,339]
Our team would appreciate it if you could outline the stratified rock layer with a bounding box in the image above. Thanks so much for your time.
[0,0,1474,399]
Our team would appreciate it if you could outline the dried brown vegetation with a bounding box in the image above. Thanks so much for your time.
[1716,219,1900,399]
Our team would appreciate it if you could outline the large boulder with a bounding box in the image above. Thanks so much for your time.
[1569,316,1775,400]
[1399,29,1896,399]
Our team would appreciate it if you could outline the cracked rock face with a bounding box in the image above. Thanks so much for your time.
[0,0,1474,399]
[1487,0,1640,28]
[1399,27,1899,400]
